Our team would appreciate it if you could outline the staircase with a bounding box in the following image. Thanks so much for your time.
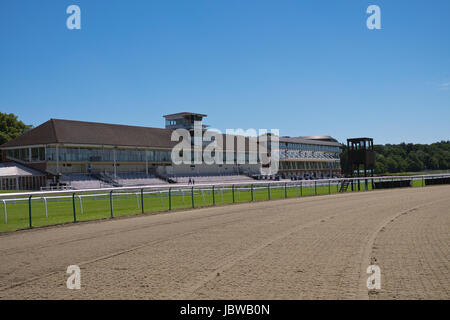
[155,171,176,184]
[91,172,122,187]
[339,180,351,192]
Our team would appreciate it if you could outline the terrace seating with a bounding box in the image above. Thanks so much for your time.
[60,172,168,189]
[115,172,167,186]
[60,173,103,189]
[173,174,254,184]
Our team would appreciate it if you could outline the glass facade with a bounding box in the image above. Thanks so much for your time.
[5,142,341,176]
[45,147,171,162]
[7,147,45,161]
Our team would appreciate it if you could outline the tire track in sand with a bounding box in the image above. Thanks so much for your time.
[180,213,337,299]
[357,197,450,299]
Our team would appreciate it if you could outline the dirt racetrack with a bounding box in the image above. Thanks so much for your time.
[0,186,449,300]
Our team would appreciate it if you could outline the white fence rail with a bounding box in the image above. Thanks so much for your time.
[0,173,449,230]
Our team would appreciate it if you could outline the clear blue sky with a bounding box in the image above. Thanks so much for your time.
[1,0,449,144]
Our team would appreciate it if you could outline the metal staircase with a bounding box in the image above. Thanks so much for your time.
[339,180,351,192]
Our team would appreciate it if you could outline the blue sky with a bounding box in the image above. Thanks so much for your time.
[0,0,449,144]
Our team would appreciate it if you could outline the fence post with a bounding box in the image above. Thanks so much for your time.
[168,187,172,210]
[191,186,194,208]
[300,181,302,197]
[328,180,331,194]
[212,185,215,205]
[110,191,114,218]
[422,176,424,187]
[284,183,287,198]
[141,188,144,213]
[3,200,7,224]
[251,184,254,201]
[232,185,235,203]
[314,180,317,195]
[268,184,271,200]
[72,193,77,223]
[28,195,32,229]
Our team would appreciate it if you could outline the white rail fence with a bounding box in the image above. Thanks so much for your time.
[0,173,449,229]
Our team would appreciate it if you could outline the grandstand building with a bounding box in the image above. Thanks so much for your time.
[278,136,342,179]
[0,112,342,189]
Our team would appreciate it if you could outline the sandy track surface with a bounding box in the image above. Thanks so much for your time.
[0,186,449,299]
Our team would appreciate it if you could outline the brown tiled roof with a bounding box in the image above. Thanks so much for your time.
[1,118,340,151]
[1,119,177,149]
[0,120,57,147]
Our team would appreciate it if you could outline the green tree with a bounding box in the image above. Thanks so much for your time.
[385,157,398,173]
[0,113,32,145]
[406,152,424,172]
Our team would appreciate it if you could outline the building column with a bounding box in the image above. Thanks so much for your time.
[113,148,117,177]
[145,151,149,176]
[16,177,19,190]
[56,145,60,174]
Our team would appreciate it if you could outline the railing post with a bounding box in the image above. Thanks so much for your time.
[191,186,194,208]
[300,181,302,197]
[422,176,424,187]
[72,193,77,223]
[268,184,271,200]
[328,180,331,194]
[314,180,317,195]
[232,185,235,203]
[251,184,254,201]
[168,187,172,210]
[110,190,114,218]
[212,185,215,205]
[28,195,32,229]
[141,188,144,213]
[284,183,287,198]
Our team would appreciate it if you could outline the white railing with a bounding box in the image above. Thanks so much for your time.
[1,173,450,199]
[1,173,449,230]
[40,185,73,191]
